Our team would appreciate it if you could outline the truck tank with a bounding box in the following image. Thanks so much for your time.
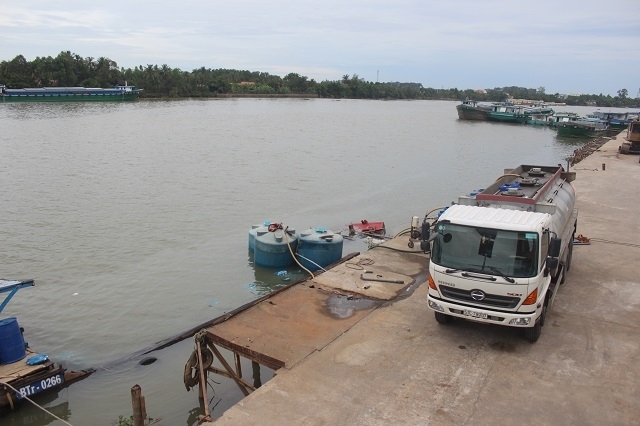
[455,164,576,237]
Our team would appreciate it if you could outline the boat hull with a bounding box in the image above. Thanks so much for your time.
[557,122,607,138]
[527,118,551,125]
[608,121,629,130]
[0,84,142,102]
[487,112,530,124]
[1,93,140,102]
[456,105,489,120]
[0,362,65,409]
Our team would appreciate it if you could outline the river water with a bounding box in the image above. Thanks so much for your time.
[0,99,613,424]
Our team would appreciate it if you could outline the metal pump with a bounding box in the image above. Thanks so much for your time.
[407,216,420,248]
[407,216,431,253]
[420,219,431,253]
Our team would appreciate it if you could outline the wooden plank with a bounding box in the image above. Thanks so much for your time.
[0,348,50,382]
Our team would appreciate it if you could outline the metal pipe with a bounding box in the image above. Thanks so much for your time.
[360,274,404,284]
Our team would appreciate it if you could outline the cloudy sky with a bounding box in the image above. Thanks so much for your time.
[2,0,639,96]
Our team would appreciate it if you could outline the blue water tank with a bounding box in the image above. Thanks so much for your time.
[296,228,344,271]
[248,222,272,252]
[0,317,26,364]
[254,227,298,268]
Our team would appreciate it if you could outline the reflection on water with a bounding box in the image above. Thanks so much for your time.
[1,101,135,120]
[555,133,604,146]
[2,397,69,426]
[246,250,309,296]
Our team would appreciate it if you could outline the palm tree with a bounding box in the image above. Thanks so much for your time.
[144,64,159,93]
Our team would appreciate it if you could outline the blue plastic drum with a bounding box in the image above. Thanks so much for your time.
[0,317,26,364]
[297,228,344,271]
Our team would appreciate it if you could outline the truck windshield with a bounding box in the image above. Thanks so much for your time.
[431,223,538,279]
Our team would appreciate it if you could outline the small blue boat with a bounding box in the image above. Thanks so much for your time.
[0,279,92,410]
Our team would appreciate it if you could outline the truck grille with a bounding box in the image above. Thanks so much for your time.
[439,286,520,309]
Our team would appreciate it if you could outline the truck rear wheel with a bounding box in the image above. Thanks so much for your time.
[435,311,454,324]
[560,234,574,284]
[566,232,574,273]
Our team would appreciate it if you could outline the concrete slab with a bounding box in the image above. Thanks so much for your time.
[313,237,427,300]
[210,135,640,425]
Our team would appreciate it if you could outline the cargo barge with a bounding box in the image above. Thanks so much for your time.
[0,84,142,102]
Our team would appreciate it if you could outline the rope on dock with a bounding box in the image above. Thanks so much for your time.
[345,257,375,270]
[0,381,74,425]
[284,227,315,279]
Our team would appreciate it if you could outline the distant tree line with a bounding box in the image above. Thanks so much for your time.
[1,51,638,107]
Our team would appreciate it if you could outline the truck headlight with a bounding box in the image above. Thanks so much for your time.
[428,300,444,312]
[509,318,531,326]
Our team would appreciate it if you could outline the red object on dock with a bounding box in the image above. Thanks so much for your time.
[349,220,386,235]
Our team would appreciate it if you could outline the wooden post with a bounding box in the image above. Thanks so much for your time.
[234,353,242,380]
[131,384,145,426]
[141,393,147,420]
[252,361,262,388]
[196,339,212,422]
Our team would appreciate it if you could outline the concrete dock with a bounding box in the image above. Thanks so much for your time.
[208,134,639,425]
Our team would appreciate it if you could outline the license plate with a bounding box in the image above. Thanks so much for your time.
[15,372,64,399]
[463,309,488,319]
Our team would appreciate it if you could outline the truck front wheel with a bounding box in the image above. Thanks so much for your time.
[524,304,546,343]
[435,311,454,324]
[524,321,541,343]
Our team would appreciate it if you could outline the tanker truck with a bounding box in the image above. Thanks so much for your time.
[426,164,578,342]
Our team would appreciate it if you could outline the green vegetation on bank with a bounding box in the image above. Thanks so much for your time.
[1,51,637,107]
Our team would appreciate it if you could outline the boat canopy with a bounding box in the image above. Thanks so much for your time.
[0,279,34,313]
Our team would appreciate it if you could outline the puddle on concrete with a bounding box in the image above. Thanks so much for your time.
[392,270,427,302]
[325,294,379,319]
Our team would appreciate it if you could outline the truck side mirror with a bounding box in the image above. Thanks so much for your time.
[549,237,562,258]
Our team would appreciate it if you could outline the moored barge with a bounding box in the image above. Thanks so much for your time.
[456,99,492,120]
[556,119,609,138]
[1,84,142,102]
